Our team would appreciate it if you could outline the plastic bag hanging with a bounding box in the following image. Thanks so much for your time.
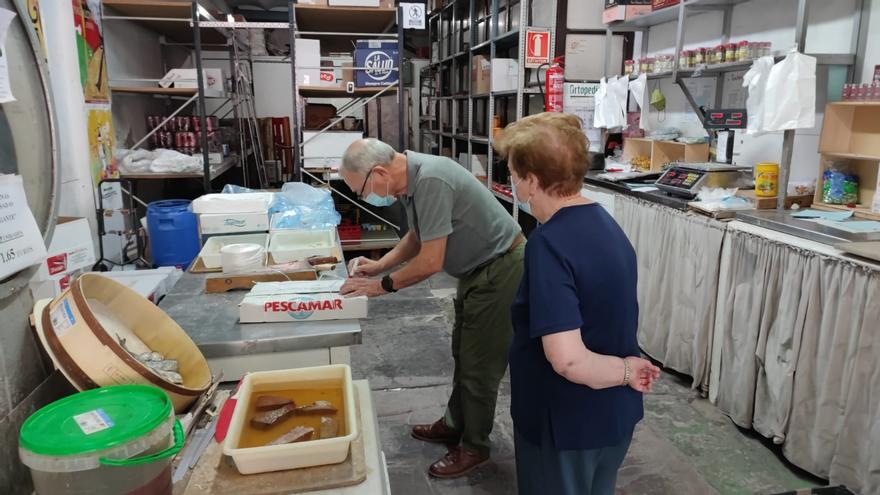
[593,77,609,129]
[761,50,816,132]
[628,74,650,130]
[742,56,775,135]
[610,75,630,129]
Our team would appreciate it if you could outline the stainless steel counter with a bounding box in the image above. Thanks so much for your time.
[158,265,361,360]
[735,210,880,246]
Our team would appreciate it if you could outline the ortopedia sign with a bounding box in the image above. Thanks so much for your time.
[525,28,551,68]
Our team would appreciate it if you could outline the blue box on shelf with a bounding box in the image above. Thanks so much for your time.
[354,40,400,88]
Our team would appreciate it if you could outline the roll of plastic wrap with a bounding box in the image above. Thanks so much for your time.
[220,243,264,273]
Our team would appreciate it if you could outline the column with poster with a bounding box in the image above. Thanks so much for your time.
[563,82,602,153]
[72,0,118,184]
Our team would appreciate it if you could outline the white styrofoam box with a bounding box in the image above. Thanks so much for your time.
[33,217,96,281]
[199,213,270,235]
[192,193,273,214]
[98,267,183,302]
[329,0,380,6]
[159,68,224,96]
[197,233,269,269]
[29,269,84,300]
[240,292,368,323]
[565,34,625,81]
[296,39,321,86]
[491,59,519,93]
[269,229,339,263]
[223,365,359,474]
[302,131,364,169]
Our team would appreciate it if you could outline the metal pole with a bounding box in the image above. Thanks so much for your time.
[289,0,301,182]
[672,2,686,79]
[193,2,212,192]
[397,2,405,151]
[778,0,809,211]
[229,40,245,186]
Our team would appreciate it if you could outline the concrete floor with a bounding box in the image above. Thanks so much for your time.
[351,273,826,495]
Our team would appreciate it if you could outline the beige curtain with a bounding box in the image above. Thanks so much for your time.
[711,222,880,494]
[614,196,726,390]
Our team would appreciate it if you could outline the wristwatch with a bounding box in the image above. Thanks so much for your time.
[381,275,397,293]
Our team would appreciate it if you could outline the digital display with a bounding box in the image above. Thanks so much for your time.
[657,168,706,190]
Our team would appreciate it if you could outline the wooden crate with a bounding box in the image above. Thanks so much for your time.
[813,102,880,220]
[622,138,709,172]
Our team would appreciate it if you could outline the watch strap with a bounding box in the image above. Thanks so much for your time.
[381,275,397,293]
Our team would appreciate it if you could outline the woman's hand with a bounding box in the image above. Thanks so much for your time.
[625,357,661,393]
[347,256,384,278]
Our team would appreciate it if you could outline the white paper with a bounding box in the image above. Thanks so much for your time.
[0,174,49,280]
[564,83,601,152]
[762,51,816,132]
[0,8,17,103]
[716,131,731,162]
[400,3,426,30]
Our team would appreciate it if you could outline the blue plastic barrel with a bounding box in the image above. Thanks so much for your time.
[147,200,200,268]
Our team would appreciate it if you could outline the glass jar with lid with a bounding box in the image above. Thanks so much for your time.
[712,45,725,64]
[694,47,706,65]
[679,50,692,69]
[724,43,737,63]
[624,59,635,75]
[737,41,750,62]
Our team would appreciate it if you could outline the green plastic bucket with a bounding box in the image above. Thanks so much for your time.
[19,385,184,495]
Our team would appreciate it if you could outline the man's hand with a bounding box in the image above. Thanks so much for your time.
[340,277,387,298]
[625,357,661,393]
[347,257,384,278]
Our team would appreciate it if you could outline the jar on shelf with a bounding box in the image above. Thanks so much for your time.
[624,59,635,76]
[679,50,692,69]
[646,57,656,74]
[724,43,738,63]
[842,83,853,100]
[872,82,880,101]
[656,55,671,73]
[762,42,772,58]
[712,45,725,64]
[858,83,870,101]
[639,58,649,74]
[694,47,706,65]
[737,41,750,62]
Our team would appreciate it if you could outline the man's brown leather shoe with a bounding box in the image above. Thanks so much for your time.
[428,446,490,479]
[411,418,461,444]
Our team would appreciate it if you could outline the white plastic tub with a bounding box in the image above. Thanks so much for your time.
[197,234,269,269]
[223,365,358,475]
[268,229,340,263]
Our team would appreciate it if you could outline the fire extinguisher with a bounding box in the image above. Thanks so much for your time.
[540,57,565,112]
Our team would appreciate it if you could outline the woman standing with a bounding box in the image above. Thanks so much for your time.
[495,112,660,495]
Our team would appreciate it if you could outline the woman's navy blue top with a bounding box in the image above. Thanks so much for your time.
[509,203,643,450]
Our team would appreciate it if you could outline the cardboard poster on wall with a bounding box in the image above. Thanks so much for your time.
[86,104,119,184]
[72,0,108,103]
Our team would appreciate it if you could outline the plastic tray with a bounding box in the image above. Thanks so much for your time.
[223,365,358,475]
[268,230,339,263]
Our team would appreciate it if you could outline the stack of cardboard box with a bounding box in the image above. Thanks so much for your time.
[29,218,96,300]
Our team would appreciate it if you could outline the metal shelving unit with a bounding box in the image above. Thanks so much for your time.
[602,0,862,210]
[103,1,259,193]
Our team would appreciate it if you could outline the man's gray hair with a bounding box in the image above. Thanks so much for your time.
[340,138,396,175]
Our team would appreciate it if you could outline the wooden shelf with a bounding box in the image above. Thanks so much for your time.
[120,154,238,180]
[103,0,229,44]
[294,5,397,34]
[821,151,880,162]
[298,85,397,98]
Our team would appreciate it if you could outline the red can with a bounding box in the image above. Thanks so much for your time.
[175,116,191,132]
[159,131,174,149]
[191,116,202,133]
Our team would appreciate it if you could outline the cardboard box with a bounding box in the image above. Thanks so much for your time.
[491,59,518,92]
[295,39,321,86]
[472,55,491,95]
[199,212,270,235]
[30,269,83,300]
[652,0,680,10]
[159,69,224,96]
[33,217,95,281]
[329,0,380,6]
[320,56,355,88]
[603,4,652,23]
[354,40,399,87]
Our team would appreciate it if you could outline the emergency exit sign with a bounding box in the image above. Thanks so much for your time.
[525,28,550,68]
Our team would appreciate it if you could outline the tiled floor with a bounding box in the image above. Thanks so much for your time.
[351,273,823,495]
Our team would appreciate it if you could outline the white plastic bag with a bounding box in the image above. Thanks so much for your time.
[628,74,649,130]
[608,75,629,129]
[762,50,816,131]
[742,56,775,135]
[593,77,608,129]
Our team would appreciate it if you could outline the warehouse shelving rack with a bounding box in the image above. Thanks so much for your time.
[102,0,260,193]
[601,0,863,210]
[425,0,558,223]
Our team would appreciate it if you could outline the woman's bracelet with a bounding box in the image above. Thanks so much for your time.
[622,358,631,387]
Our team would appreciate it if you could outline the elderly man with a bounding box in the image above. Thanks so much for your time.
[339,138,524,478]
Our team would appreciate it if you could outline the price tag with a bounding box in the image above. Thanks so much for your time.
[0,174,48,280]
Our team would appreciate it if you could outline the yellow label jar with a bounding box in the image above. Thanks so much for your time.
[755,162,779,197]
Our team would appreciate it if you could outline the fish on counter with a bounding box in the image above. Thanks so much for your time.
[296,400,338,415]
[250,404,296,429]
[255,395,294,411]
[268,425,315,446]
[319,416,338,439]
[118,337,183,384]
[307,256,339,266]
